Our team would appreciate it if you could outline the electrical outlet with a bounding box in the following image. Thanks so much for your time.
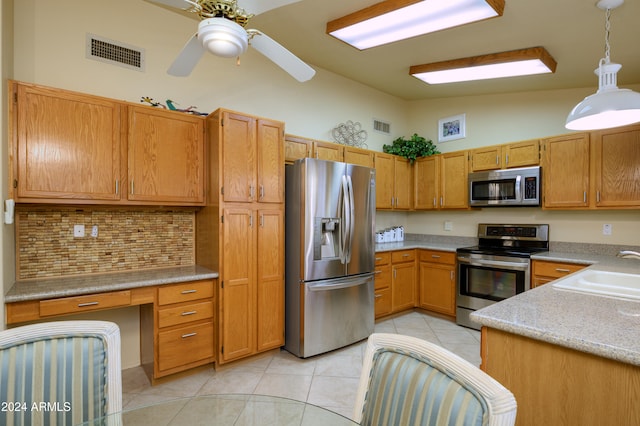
[444,221,453,231]
[603,223,612,236]
[91,225,99,238]
[73,224,85,238]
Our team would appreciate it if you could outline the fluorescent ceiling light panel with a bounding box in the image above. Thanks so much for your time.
[327,0,505,50]
[410,47,557,84]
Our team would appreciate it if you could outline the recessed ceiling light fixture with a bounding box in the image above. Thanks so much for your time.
[409,47,557,84]
[326,0,505,50]
[565,0,640,130]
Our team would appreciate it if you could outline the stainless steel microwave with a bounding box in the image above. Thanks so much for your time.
[469,166,541,207]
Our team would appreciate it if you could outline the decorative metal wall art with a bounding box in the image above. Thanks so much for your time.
[332,120,368,148]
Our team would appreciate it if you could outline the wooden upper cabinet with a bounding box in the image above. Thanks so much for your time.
[440,151,469,209]
[11,81,121,202]
[504,139,540,168]
[344,146,374,168]
[470,140,539,171]
[592,125,640,208]
[284,134,311,164]
[127,106,205,205]
[257,119,285,203]
[414,156,439,210]
[313,140,344,162]
[217,110,284,204]
[374,153,412,210]
[542,133,590,209]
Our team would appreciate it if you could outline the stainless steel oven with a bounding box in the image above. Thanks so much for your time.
[456,224,549,330]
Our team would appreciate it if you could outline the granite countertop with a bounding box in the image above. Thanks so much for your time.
[375,241,460,253]
[471,256,640,366]
[5,265,219,303]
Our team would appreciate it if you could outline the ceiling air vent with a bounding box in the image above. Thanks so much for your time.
[86,34,145,72]
[373,118,391,135]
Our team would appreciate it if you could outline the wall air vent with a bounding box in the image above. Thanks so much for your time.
[373,118,391,135]
[86,34,145,72]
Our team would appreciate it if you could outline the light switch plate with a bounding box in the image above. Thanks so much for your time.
[73,224,85,238]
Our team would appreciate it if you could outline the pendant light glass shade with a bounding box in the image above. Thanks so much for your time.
[565,0,640,130]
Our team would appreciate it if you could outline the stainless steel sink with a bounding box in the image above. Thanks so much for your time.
[553,269,640,300]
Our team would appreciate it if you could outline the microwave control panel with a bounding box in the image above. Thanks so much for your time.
[524,176,538,199]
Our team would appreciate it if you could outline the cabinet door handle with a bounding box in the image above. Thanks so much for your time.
[583,191,587,203]
[393,269,396,279]
[496,155,499,165]
[181,332,197,339]
[259,185,264,200]
[249,185,255,200]
[181,289,197,295]
[130,181,135,195]
[374,270,382,275]
[450,271,454,281]
[433,197,437,207]
[181,311,197,316]
[505,154,509,165]
[115,180,119,195]
[78,301,99,307]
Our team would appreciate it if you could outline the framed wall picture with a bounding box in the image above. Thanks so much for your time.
[438,114,466,142]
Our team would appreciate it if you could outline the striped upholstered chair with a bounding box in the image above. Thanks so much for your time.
[353,333,516,426]
[0,320,122,426]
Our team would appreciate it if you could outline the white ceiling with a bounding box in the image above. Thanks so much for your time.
[241,0,640,100]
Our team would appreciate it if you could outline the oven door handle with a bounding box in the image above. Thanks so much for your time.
[459,258,528,270]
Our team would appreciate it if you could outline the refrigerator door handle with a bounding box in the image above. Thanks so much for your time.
[345,175,355,263]
[340,175,351,264]
[306,273,374,292]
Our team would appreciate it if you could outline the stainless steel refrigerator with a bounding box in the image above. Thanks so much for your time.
[285,158,376,358]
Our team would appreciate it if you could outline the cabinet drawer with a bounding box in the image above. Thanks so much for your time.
[158,280,214,306]
[40,291,131,317]
[158,321,214,372]
[533,261,588,279]
[158,301,214,329]
[419,250,456,265]
[374,264,391,290]
[374,287,392,318]
[375,252,391,265]
[391,250,415,263]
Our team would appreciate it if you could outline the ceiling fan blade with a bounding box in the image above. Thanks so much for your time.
[240,0,302,16]
[167,34,205,76]
[248,31,315,82]
[145,0,193,11]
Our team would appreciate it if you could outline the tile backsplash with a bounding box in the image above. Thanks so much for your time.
[17,208,195,279]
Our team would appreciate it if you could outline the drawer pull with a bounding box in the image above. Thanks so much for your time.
[374,270,382,275]
[375,257,383,261]
[555,268,571,273]
[375,294,382,298]
[431,255,441,258]
[181,332,197,339]
[77,302,99,307]
[181,310,197,316]
[402,254,410,258]
[181,289,197,295]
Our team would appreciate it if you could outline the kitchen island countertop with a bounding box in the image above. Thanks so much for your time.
[5,265,219,303]
[472,256,640,366]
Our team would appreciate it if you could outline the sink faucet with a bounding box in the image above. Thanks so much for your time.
[617,250,640,260]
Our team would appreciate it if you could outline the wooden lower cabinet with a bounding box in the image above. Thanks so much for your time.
[218,206,285,364]
[531,260,588,288]
[153,280,216,379]
[374,252,392,318]
[418,250,456,316]
[391,250,417,312]
[481,327,640,426]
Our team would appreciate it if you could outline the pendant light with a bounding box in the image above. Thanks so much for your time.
[565,0,640,131]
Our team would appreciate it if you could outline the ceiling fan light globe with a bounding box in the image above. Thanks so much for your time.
[198,18,248,58]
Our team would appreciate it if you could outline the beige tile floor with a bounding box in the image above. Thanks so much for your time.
[121,310,481,421]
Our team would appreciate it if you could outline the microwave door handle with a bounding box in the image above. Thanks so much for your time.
[515,175,522,201]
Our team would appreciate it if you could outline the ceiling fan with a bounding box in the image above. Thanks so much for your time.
[146,0,316,82]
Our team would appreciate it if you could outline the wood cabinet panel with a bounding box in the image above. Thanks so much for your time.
[504,140,539,168]
[157,280,214,305]
[531,260,588,288]
[39,290,131,317]
[470,145,501,171]
[374,252,392,318]
[157,301,214,329]
[440,151,469,209]
[284,135,311,163]
[221,112,256,203]
[257,120,285,203]
[313,140,344,161]
[344,146,374,167]
[256,209,285,351]
[158,321,214,372]
[392,262,416,312]
[127,106,205,204]
[414,156,439,210]
[593,125,640,208]
[419,261,455,316]
[374,153,394,209]
[542,133,590,208]
[12,81,121,202]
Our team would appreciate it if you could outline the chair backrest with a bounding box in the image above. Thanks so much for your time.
[0,320,122,426]
[353,333,516,426]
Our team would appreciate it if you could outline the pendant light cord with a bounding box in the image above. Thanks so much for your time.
[603,8,611,63]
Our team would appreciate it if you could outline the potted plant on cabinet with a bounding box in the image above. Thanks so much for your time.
[383,133,439,163]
